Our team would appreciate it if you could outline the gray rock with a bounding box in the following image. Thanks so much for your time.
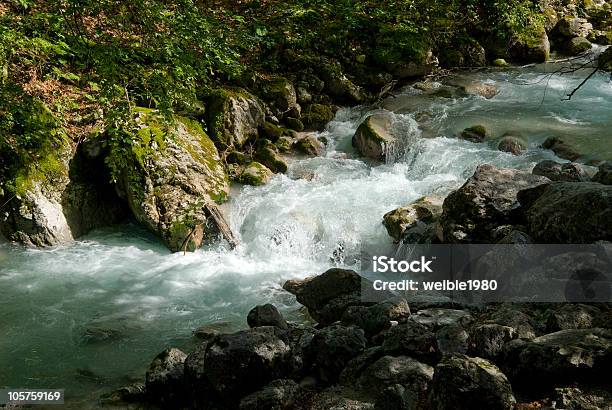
[429,355,515,410]
[498,136,527,155]
[307,325,367,383]
[468,324,517,360]
[439,164,549,243]
[542,137,581,161]
[341,297,410,337]
[382,196,442,242]
[555,17,593,39]
[239,379,301,410]
[184,327,292,407]
[521,182,612,243]
[501,328,612,384]
[206,87,264,148]
[381,322,440,363]
[357,356,433,401]
[532,160,589,182]
[554,386,612,410]
[321,63,367,105]
[255,77,300,118]
[593,161,612,185]
[145,347,187,406]
[411,308,473,329]
[436,324,469,355]
[352,114,397,162]
[247,304,288,329]
[294,135,324,157]
[482,306,536,340]
[458,125,489,143]
[545,304,600,332]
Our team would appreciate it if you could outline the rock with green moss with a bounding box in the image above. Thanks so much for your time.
[285,117,304,132]
[588,30,612,45]
[255,76,300,118]
[565,36,592,55]
[352,114,397,162]
[0,98,125,246]
[439,39,486,68]
[226,151,247,165]
[205,87,264,148]
[493,59,509,67]
[275,136,294,153]
[554,17,593,39]
[255,142,288,174]
[260,121,286,142]
[320,61,367,104]
[119,109,230,252]
[459,125,489,143]
[238,162,273,186]
[294,135,324,157]
[509,27,550,63]
[302,104,335,131]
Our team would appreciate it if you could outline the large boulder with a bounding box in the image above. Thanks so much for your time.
[381,322,440,364]
[382,196,442,243]
[497,135,527,155]
[520,182,612,243]
[554,17,593,39]
[439,164,549,243]
[501,328,612,385]
[542,137,581,161]
[255,77,300,119]
[341,297,411,337]
[0,103,126,246]
[237,162,273,186]
[565,36,592,55]
[184,327,292,408]
[468,324,518,360]
[283,268,364,325]
[247,304,288,329]
[352,114,397,162]
[301,103,335,131]
[118,109,230,252]
[532,160,589,182]
[145,347,187,406]
[429,355,516,410]
[320,62,367,104]
[509,28,550,63]
[206,87,264,148]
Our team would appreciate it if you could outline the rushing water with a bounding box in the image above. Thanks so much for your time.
[0,59,611,407]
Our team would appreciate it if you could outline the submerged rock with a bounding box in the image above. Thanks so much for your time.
[352,114,397,162]
[532,160,589,182]
[206,87,264,148]
[497,135,527,155]
[458,125,489,143]
[542,137,581,161]
[439,164,549,243]
[117,109,230,252]
[429,355,516,410]
[520,182,612,243]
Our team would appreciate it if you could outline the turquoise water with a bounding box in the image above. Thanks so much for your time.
[0,60,610,407]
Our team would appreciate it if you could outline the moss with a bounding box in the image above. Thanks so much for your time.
[285,117,304,132]
[302,103,334,131]
[238,161,273,186]
[459,125,489,143]
[255,147,288,173]
[261,121,285,142]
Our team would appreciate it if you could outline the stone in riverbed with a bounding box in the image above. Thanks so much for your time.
[239,379,302,410]
[294,135,324,156]
[439,164,549,243]
[566,36,593,55]
[429,355,516,410]
[498,135,527,155]
[301,103,335,131]
[341,297,411,337]
[554,17,593,39]
[247,304,288,329]
[532,160,589,182]
[238,162,273,186]
[206,87,264,148]
[468,324,517,360]
[352,113,397,162]
[458,125,489,143]
[306,325,367,383]
[593,161,612,185]
[501,328,612,385]
[255,143,288,174]
[519,182,612,243]
[542,137,581,161]
[382,196,442,242]
[145,347,187,406]
[184,327,292,408]
[381,322,440,364]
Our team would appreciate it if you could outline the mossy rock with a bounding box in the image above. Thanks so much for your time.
[205,87,264,148]
[302,104,334,131]
[565,37,592,56]
[599,48,612,71]
[294,135,324,157]
[260,121,286,142]
[383,196,443,243]
[509,26,550,63]
[352,114,396,161]
[255,76,298,118]
[255,145,288,174]
[285,117,305,132]
[459,125,490,143]
[226,151,247,165]
[493,59,509,67]
[238,162,273,186]
[120,109,230,252]
[275,136,294,153]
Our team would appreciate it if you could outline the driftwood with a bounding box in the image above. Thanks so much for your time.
[182,224,205,255]
[205,203,239,249]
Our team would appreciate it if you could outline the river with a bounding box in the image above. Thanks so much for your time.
[1,58,611,407]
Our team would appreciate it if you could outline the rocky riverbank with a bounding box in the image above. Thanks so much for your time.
[103,158,612,409]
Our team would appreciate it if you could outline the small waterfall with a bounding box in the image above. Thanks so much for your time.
[385,113,422,165]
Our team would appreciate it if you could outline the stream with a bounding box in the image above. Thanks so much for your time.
[1,59,611,407]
